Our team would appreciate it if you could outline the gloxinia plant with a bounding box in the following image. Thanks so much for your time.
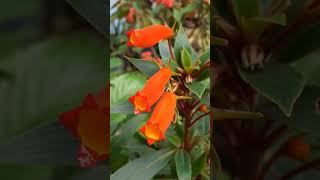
[110,22,211,180]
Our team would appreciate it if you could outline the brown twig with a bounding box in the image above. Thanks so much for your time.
[256,145,284,180]
[264,125,288,149]
[167,39,176,62]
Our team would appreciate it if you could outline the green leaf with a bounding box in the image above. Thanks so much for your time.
[241,14,286,38]
[181,48,192,70]
[110,72,146,105]
[70,165,107,180]
[110,101,135,114]
[165,127,182,147]
[0,34,106,143]
[211,143,221,174]
[197,50,210,66]
[185,81,206,98]
[285,86,320,137]
[233,0,261,18]
[0,122,78,165]
[111,114,148,148]
[239,64,305,116]
[291,50,320,87]
[126,57,159,77]
[110,113,128,135]
[175,149,192,180]
[111,149,175,180]
[174,23,193,67]
[66,0,107,37]
[192,153,207,177]
[0,165,57,180]
[110,57,123,69]
[159,40,171,60]
[275,22,320,63]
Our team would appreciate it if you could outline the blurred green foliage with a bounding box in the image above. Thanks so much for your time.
[0,0,106,179]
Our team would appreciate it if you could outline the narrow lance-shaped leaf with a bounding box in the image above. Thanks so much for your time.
[126,56,159,77]
[111,149,175,180]
[181,48,192,73]
[174,23,193,67]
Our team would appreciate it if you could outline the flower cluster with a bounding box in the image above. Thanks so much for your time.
[59,86,108,167]
[127,24,177,145]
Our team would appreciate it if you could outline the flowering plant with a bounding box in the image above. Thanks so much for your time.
[110,21,211,179]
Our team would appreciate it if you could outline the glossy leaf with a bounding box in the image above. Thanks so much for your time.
[66,0,107,37]
[0,34,106,143]
[110,72,146,105]
[126,57,159,77]
[71,165,108,180]
[239,64,305,116]
[165,127,181,147]
[181,48,192,70]
[159,40,171,60]
[174,23,193,67]
[185,81,206,98]
[111,149,175,180]
[197,50,210,66]
[110,101,135,114]
[192,153,207,177]
[275,22,320,63]
[175,149,192,180]
[286,86,320,137]
[291,51,320,87]
[0,122,78,165]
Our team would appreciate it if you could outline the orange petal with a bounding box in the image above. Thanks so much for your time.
[77,109,108,156]
[140,92,176,145]
[129,67,171,114]
[59,107,82,137]
[129,91,151,114]
[126,24,173,48]
[147,138,156,145]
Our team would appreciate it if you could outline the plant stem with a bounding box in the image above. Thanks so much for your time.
[256,146,283,180]
[168,39,176,62]
[190,112,210,126]
[184,108,191,151]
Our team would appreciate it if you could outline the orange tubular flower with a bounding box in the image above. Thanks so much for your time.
[59,85,109,168]
[126,24,173,48]
[129,67,172,114]
[139,92,176,145]
[126,7,136,23]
